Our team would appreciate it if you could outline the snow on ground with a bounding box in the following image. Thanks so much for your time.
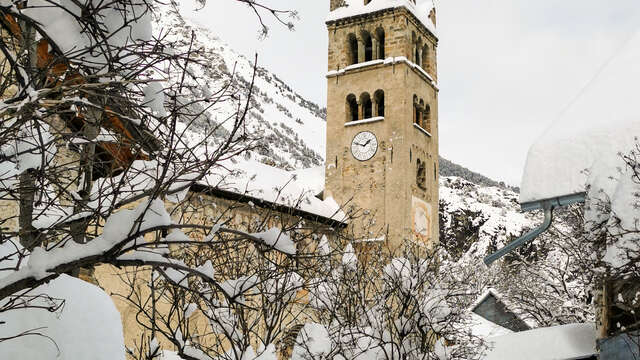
[482,323,596,360]
[327,0,436,35]
[0,275,125,360]
[520,31,640,204]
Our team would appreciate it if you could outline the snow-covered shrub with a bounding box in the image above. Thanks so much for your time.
[305,243,486,360]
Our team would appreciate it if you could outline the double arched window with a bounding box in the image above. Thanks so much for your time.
[413,95,432,133]
[346,28,386,65]
[345,90,385,122]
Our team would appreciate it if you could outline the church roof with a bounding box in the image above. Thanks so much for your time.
[197,160,347,225]
[326,0,436,36]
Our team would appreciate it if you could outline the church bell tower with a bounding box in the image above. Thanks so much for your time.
[324,0,440,250]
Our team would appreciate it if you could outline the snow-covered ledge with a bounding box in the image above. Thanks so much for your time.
[327,56,437,87]
[413,123,432,136]
[326,59,385,77]
[355,235,385,243]
[344,59,385,71]
[345,116,384,127]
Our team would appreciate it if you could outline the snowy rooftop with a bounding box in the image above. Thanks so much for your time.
[202,160,346,224]
[520,32,640,204]
[327,0,436,36]
[483,323,596,360]
[470,313,513,339]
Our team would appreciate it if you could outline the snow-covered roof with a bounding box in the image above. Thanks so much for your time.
[202,160,346,224]
[327,0,436,36]
[520,32,640,204]
[483,323,596,360]
[469,288,531,332]
[290,166,326,196]
[470,313,513,339]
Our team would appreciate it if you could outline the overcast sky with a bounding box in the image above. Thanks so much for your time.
[182,0,640,185]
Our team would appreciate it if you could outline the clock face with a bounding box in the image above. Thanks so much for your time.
[351,131,378,161]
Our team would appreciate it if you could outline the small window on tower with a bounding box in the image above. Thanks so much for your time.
[360,92,372,119]
[375,27,385,59]
[417,159,426,190]
[347,33,358,65]
[346,94,358,122]
[419,99,425,128]
[424,104,431,132]
[421,45,429,70]
[374,90,384,117]
[413,95,419,125]
[362,31,373,62]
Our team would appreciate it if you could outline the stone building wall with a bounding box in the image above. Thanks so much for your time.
[93,189,340,355]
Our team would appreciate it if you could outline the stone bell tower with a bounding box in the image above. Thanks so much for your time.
[324,0,440,250]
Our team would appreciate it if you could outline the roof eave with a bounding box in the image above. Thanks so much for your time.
[521,192,587,212]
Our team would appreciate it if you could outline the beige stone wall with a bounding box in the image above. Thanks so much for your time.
[0,28,18,99]
[94,191,338,355]
[325,8,439,251]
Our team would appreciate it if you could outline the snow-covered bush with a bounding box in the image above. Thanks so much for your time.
[305,242,486,360]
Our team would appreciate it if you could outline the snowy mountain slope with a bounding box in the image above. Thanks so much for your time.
[152,4,326,170]
[439,177,539,262]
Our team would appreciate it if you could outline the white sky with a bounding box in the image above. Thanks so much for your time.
[181,0,640,185]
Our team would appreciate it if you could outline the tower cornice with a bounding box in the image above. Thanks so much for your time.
[326,6,438,43]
